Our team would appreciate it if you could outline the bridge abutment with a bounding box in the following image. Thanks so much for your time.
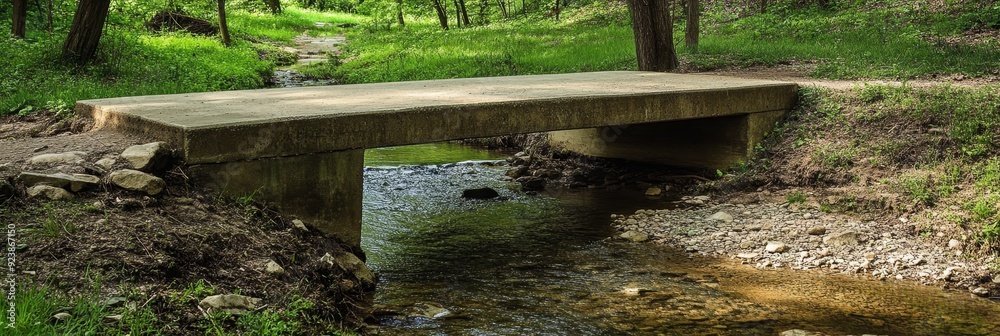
[188,150,364,248]
[548,110,786,169]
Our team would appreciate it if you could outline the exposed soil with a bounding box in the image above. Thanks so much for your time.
[1,117,373,334]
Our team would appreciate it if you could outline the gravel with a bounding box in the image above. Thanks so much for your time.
[610,196,998,296]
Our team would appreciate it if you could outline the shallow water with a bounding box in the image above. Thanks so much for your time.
[361,143,1000,336]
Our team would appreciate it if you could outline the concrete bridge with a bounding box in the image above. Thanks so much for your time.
[78,71,797,248]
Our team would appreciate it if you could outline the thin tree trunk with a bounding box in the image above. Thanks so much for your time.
[12,0,27,38]
[452,0,461,28]
[397,0,405,26]
[685,0,698,52]
[218,0,232,46]
[46,0,54,36]
[627,0,678,71]
[432,0,449,29]
[553,0,560,20]
[496,0,508,19]
[62,0,111,64]
[458,0,470,26]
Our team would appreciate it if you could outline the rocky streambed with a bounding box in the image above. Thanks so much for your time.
[611,196,1000,299]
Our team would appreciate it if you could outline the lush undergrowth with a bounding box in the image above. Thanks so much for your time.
[0,8,359,115]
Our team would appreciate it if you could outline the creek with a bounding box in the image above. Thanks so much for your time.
[360,143,999,336]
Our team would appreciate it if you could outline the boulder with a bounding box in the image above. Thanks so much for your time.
[28,151,87,166]
[17,172,100,192]
[320,250,376,287]
[26,185,73,200]
[120,142,171,172]
[644,187,663,196]
[620,230,649,242]
[95,157,117,171]
[823,231,865,246]
[765,241,788,253]
[198,294,261,314]
[706,211,734,222]
[462,187,500,199]
[109,170,165,196]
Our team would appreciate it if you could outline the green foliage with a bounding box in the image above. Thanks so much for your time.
[10,281,160,335]
[786,191,807,204]
[901,175,936,205]
[236,298,314,336]
[169,279,216,306]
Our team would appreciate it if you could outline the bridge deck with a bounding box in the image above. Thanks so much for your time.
[78,71,797,164]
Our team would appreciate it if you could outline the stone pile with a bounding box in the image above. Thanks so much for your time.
[8,142,172,200]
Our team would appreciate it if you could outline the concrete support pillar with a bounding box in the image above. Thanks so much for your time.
[548,110,786,169]
[188,150,364,248]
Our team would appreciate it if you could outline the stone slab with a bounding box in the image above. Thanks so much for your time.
[78,71,797,164]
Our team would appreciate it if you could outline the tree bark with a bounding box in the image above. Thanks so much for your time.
[685,0,698,52]
[12,0,28,38]
[453,0,462,28]
[62,0,111,64]
[218,0,232,47]
[457,0,470,26]
[397,0,405,26]
[264,0,282,14]
[496,0,508,19]
[432,0,449,29]
[627,0,678,71]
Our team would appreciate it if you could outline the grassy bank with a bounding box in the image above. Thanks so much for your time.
[318,0,998,83]
[718,84,1000,259]
[0,8,360,115]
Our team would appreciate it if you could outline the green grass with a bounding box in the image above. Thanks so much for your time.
[690,3,1000,79]
[305,18,636,83]
[1,7,355,115]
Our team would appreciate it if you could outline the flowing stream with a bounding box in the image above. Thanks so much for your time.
[360,143,1000,336]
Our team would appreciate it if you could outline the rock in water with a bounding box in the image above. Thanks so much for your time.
[199,294,261,314]
[462,187,500,199]
[620,230,649,242]
[120,142,171,172]
[706,211,734,222]
[644,187,663,196]
[823,231,865,246]
[109,169,166,195]
[26,185,74,200]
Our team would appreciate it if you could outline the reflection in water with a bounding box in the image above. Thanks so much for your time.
[361,143,999,335]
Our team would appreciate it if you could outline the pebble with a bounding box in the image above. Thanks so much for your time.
[806,226,826,235]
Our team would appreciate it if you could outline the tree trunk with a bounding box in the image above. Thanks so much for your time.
[432,0,449,29]
[685,0,698,52]
[12,0,27,39]
[264,0,282,14]
[627,0,678,71]
[553,0,560,21]
[62,0,111,64]
[397,0,405,26]
[453,0,461,28]
[46,0,54,35]
[218,0,232,46]
[457,0,470,26]
[496,0,508,19]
